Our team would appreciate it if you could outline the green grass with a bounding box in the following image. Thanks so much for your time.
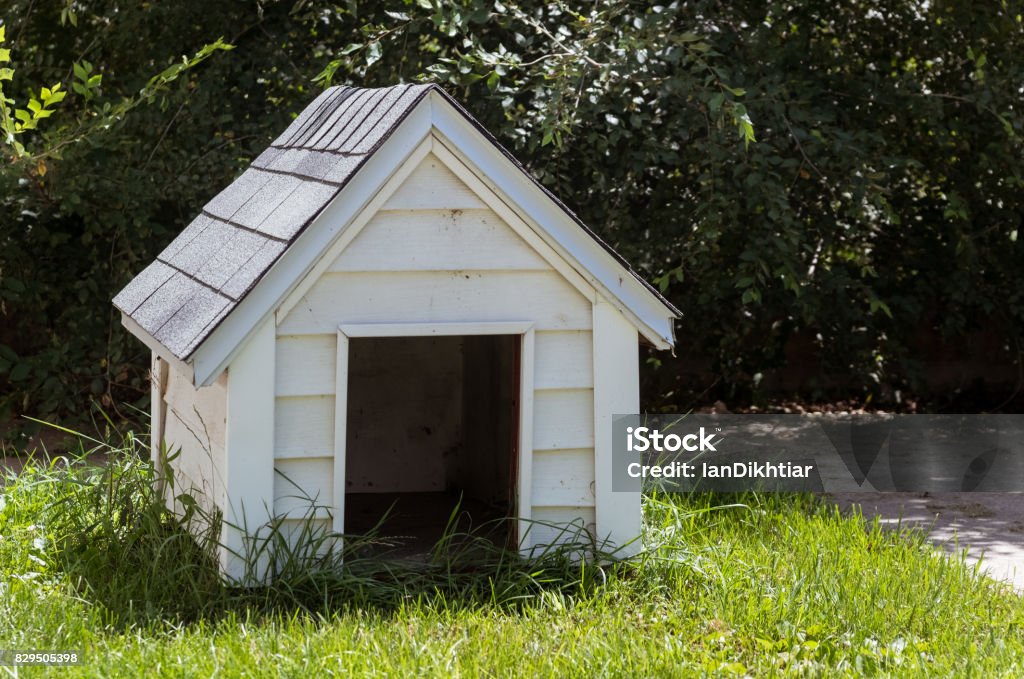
[1,430,1023,677]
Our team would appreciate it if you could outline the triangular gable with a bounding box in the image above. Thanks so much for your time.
[115,84,679,386]
[272,142,601,332]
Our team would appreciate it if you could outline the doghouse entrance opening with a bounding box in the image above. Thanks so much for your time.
[344,334,519,556]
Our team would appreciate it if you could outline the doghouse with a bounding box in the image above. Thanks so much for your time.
[114,83,679,579]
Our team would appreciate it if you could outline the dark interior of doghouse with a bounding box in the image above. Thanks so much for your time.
[344,335,519,557]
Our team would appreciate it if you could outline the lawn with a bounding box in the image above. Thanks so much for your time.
[1,432,1022,677]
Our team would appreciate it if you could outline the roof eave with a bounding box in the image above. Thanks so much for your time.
[119,312,196,383]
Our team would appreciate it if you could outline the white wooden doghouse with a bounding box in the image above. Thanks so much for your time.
[114,84,678,578]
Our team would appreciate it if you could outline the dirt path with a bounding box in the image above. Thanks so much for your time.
[830,492,1024,591]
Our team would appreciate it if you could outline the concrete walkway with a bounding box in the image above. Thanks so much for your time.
[830,492,1024,591]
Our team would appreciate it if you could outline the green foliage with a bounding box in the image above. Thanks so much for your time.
[1,1,1023,423]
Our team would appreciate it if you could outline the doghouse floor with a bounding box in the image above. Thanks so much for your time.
[345,491,510,558]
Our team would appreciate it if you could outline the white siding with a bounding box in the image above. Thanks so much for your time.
[534,331,593,389]
[274,518,335,558]
[532,449,595,507]
[381,153,487,210]
[275,334,336,397]
[274,396,335,458]
[277,270,591,335]
[274,458,334,518]
[159,360,227,522]
[331,210,549,272]
[528,506,597,549]
[533,388,595,450]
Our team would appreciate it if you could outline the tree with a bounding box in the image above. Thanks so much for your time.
[2,0,1021,427]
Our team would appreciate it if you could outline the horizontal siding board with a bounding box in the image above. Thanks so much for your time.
[527,506,596,548]
[276,335,337,396]
[275,518,335,550]
[533,331,593,390]
[274,396,335,458]
[531,449,595,507]
[331,209,549,272]
[382,153,486,210]
[274,458,334,517]
[277,271,592,335]
[532,388,595,450]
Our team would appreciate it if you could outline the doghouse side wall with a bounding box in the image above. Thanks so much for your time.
[153,353,228,524]
[272,153,598,546]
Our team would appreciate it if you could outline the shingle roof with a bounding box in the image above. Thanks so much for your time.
[113,84,434,358]
[114,83,679,363]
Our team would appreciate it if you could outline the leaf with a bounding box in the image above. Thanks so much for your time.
[0,68,13,81]
[869,298,893,318]
[365,41,382,67]
[486,70,499,91]
[0,48,9,63]
[73,62,88,80]
[709,92,724,113]
[0,25,5,43]
[9,362,31,382]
